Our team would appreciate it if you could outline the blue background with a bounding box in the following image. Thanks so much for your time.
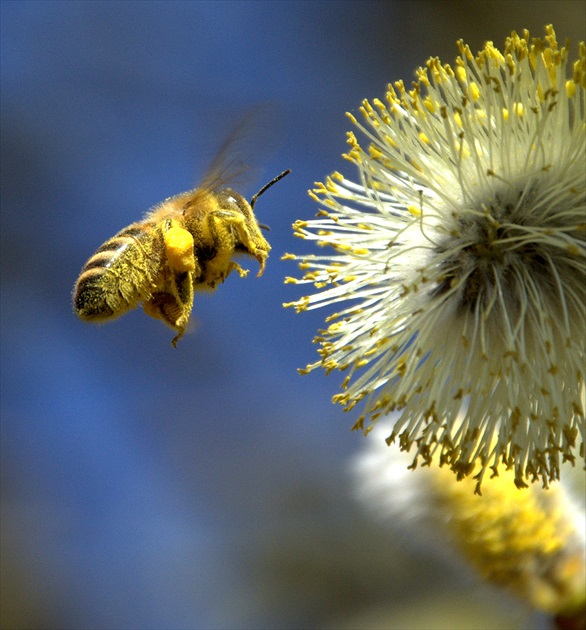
[2,2,584,628]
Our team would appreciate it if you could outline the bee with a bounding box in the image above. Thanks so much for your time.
[73,140,290,347]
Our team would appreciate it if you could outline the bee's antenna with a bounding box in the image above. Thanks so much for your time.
[250,169,291,209]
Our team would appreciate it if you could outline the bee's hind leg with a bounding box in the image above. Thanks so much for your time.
[143,270,194,347]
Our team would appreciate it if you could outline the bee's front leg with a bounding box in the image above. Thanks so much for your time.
[207,211,269,276]
[227,261,249,278]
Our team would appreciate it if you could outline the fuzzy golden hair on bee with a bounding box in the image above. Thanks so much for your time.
[73,130,290,347]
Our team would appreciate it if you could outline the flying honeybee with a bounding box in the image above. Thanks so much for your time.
[73,133,290,347]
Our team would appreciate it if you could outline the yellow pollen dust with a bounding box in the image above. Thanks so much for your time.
[164,223,195,272]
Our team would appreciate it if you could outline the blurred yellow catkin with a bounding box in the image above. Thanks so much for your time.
[354,421,586,619]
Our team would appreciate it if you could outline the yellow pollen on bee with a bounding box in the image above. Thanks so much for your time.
[164,223,195,272]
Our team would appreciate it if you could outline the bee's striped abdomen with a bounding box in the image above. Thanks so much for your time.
[74,222,163,322]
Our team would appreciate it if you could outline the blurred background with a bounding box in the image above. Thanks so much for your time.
[2,2,584,628]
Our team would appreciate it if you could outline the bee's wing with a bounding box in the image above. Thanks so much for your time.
[197,105,282,195]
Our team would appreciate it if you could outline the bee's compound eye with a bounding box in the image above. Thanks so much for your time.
[217,190,250,216]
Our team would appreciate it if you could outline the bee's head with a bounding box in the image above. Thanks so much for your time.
[215,189,256,222]
[216,170,290,275]
[213,189,271,275]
